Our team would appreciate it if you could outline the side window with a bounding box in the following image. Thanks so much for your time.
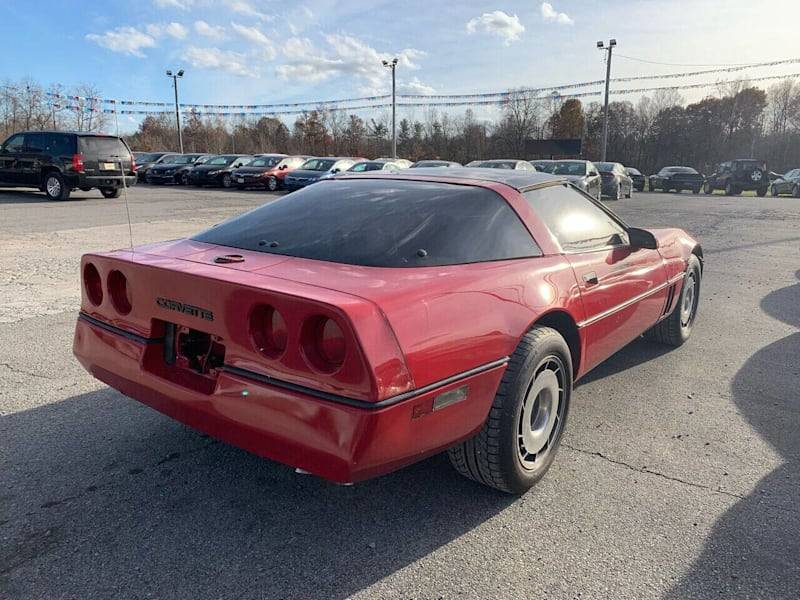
[3,134,25,153]
[524,184,627,252]
[24,133,45,152]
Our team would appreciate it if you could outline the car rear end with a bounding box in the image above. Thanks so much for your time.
[667,171,703,192]
[732,160,768,191]
[74,135,136,190]
[73,246,507,483]
[599,170,618,197]
[628,170,645,191]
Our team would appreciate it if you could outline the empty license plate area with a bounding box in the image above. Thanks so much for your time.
[143,321,226,394]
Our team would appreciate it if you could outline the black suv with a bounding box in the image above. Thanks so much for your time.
[704,159,768,196]
[0,131,136,200]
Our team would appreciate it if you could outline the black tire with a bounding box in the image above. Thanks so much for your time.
[43,172,70,201]
[757,186,767,197]
[644,255,701,347]
[267,176,279,192]
[770,184,779,197]
[448,326,572,495]
[179,172,189,185]
[692,185,701,194]
[100,187,122,199]
[221,173,232,188]
[793,184,800,199]
[703,181,713,195]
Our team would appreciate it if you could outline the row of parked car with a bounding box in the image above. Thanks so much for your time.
[135,151,648,201]
[644,160,800,197]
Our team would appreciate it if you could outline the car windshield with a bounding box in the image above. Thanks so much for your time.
[250,157,282,167]
[193,179,542,267]
[158,155,183,164]
[551,162,586,176]
[300,159,336,171]
[594,162,615,172]
[348,162,384,172]
[171,155,199,164]
[134,152,160,162]
[479,161,516,169]
[667,167,698,174]
[206,155,237,166]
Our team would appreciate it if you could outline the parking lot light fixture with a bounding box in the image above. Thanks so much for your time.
[382,58,399,159]
[166,69,184,154]
[597,40,616,162]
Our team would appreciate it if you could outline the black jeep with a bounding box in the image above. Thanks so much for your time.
[704,159,769,196]
[0,131,136,200]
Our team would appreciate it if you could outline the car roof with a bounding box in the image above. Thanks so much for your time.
[17,130,123,137]
[339,167,564,191]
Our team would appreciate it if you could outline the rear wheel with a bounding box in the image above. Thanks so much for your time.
[448,326,572,494]
[100,187,122,199]
[44,172,70,201]
[757,186,768,197]
[644,255,701,346]
[703,181,713,195]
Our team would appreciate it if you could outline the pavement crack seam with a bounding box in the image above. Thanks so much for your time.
[0,362,56,381]
[562,443,800,515]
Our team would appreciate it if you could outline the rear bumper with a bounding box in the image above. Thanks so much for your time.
[74,174,137,189]
[73,315,505,483]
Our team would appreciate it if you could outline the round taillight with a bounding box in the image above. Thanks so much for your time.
[83,263,103,306]
[250,305,288,358]
[108,270,132,315]
[302,316,346,372]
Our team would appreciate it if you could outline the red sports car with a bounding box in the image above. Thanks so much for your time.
[73,169,702,494]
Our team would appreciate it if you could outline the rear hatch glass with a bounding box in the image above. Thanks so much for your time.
[78,136,132,174]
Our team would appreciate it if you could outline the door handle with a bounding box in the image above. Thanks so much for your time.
[582,272,599,286]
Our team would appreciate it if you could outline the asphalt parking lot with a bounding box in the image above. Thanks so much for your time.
[1,184,798,599]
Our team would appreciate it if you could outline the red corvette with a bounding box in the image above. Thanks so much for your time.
[73,169,702,494]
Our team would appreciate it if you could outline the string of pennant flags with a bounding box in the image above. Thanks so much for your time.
[43,57,800,113]
[47,69,800,118]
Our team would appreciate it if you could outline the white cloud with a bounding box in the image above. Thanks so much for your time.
[194,20,226,40]
[146,22,188,39]
[397,77,435,95]
[85,27,156,57]
[276,34,426,87]
[183,46,253,77]
[153,0,195,9]
[466,10,525,45]
[540,2,574,25]
[225,0,272,21]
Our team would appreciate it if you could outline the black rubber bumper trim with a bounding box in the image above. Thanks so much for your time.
[223,357,510,410]
[78,311,509,410]
[78,312,162,345]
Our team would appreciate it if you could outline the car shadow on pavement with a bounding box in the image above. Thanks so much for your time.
[578,338,673,385]
[666,271,800,598]
[0,190,54,204]
[0,387,515,599]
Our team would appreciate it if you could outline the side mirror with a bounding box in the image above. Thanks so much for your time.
[628,227,658,250]
[279,164,287,170]
[331,168,340,174]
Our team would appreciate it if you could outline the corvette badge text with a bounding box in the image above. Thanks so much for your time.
[156,297,214,322]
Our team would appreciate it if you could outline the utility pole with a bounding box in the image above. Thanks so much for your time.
[597,39,616,162]
[166,69,185,153]
[382,57,398,159]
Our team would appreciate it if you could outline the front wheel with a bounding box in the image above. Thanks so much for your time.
[221,173,232,188]
[100,187,122,199]
[448,326,572,494]
[178,172,189,185]
[267,176,279,191]
[44,172,70,201]
[794,184,800,198]
[644,254,701,346]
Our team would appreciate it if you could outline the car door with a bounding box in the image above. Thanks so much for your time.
[585,163,601,199]
[523,183,669,372]
[17,132,46,185]
[0,133,25,185]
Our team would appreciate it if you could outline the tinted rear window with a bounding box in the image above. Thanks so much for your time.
[193,179,542,267]
[79,136,129,158]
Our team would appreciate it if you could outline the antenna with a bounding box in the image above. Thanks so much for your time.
[113,110,134,250]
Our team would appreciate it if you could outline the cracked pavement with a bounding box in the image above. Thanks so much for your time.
[1,185,798,599]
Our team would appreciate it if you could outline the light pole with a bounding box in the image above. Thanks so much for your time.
[596,39,616,162]
[166,69,184,153]
[382,58,398,159]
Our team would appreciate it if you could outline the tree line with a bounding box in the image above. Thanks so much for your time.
[3,78,800,174]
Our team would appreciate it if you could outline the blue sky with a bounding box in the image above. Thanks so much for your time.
[3,0,800,124]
